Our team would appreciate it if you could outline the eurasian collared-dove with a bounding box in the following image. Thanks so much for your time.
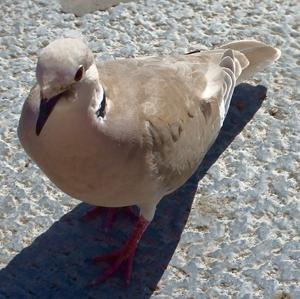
[18,38,280,285]
[59,0,133,16]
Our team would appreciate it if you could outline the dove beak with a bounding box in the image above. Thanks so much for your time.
[36,93,60,136]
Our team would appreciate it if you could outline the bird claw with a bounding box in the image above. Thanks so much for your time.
[90,247,135,286]
[89,216,149,286]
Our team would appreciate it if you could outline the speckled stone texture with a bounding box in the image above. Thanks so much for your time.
[0,0,299,298]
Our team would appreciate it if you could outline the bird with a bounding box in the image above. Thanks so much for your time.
[59,0,132,16]
[18,38,280,285]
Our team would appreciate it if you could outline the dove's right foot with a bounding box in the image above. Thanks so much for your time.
[89,215,149,286]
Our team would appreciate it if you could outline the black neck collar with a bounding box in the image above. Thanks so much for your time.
[96,89,106,118]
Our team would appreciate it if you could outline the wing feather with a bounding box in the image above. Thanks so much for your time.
[99,50,242,192]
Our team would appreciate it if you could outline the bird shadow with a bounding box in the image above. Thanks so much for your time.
[0,83,267,299]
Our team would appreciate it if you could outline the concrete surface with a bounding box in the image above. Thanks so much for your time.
[0,0,299,298]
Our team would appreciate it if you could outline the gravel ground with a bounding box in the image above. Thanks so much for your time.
[0,0,299,298]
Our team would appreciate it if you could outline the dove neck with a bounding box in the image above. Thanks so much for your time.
[84,63,99,84]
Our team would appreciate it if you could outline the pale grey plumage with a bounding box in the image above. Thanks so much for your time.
[18,38,280,221]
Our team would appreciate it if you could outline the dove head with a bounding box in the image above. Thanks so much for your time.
[35,38,96,136]
[36,38,94,99]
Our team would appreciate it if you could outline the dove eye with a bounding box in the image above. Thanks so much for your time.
[74,65,84,81]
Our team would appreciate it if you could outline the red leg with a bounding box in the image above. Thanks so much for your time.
[89,215,149,286]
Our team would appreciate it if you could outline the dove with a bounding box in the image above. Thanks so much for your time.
[59,0,133,16]
[18,38,280,285]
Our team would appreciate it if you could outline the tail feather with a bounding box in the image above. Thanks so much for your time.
[219,50,236,114]
[219,40,281,83]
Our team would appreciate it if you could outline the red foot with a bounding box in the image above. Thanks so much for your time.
[89,216,149,286]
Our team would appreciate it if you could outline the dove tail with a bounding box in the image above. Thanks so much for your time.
[219,40,281,83]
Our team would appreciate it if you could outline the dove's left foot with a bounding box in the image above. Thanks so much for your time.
[89,215,149,286]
